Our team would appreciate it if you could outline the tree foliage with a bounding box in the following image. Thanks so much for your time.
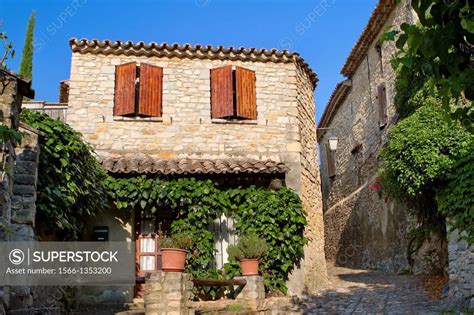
[19,11,35,81]
[385,0,474,129]
[20,109,108,240]
[0,30,15,69]
[104,176,307,294]
[379,104,473,230]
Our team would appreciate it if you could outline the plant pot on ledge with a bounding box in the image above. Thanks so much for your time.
[240,258,259,276]
[160,233,193,273]
[227,234,268,277]
[161,248,188,272]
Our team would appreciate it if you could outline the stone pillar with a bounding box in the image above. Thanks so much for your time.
[447,229,474,308]
[144,271,194,315]
[234,275,265,310]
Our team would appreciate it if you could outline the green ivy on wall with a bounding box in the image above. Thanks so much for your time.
[104,176,307,294]
[20,109,109,240]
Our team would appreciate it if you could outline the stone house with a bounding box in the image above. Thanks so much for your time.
[318,0,473,307]
[63,38,328,301]
[318,0,415,272]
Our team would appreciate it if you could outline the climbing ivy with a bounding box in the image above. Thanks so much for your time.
[379,104,473,234]
[437,148,474,243]
[20,109,109,240]
[104,176,307,294]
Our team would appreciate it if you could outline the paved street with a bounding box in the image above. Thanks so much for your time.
[291,266,457,314]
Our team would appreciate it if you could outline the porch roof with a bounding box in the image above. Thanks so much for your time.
[100,156,289,175]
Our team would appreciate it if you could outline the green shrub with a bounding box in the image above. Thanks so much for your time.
[227,234,268,260]
[379,104,472,198]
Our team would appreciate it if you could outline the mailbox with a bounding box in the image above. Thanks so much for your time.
[93,226,109,242]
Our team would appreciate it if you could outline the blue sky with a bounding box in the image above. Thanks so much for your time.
[2,0,377,123]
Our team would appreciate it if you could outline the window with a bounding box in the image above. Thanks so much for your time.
[210,66,257,120]
[212,214,238,269]
[375,44,383,74]
[377,83,388,128]
[351,143,363,185]
[114,62,163,117]
[326,142,336,178]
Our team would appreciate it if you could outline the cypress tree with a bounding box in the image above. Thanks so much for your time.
[19,11,36,81]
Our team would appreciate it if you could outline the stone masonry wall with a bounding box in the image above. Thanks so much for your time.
[0,72,40,312]
[319,1,413,272]
[289,63,327,293]
[67,51,326,294]
[68,53,300,162]
[447,229,474,308]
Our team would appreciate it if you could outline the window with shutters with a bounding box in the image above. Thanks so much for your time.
[326,143,336,178]
[377,83,388,128]
[114,62,163,119]
[210,66,257,120]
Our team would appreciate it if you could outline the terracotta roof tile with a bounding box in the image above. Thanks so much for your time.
[69,38,318,89]
[100,156,289,175]
[341,0,398,77]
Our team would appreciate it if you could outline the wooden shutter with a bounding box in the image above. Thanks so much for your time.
[210,66,234,118]
[138,63,163,117]
[235,66,257,120]
[114,62,136,116]
[326,143,336,178]
[378,84,387,127]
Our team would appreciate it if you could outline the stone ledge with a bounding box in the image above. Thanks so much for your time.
[211,119,258,125]
[113,116,163,122]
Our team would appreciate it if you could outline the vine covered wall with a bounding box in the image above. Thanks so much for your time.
[105,176,307,294]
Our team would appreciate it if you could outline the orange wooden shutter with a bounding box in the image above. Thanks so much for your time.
[326,143,336,177]
[114,62,137,116]
[235,66,256,120]
[138,63,163,117]
[210,66,234,118]
[378,83,387,126]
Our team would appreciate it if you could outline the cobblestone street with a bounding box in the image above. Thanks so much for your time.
[291,266,457,314]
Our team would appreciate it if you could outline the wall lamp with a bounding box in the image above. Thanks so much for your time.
[317,127,338,152]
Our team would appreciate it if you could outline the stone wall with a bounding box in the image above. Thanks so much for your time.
[68,53,300,161]
[144,272,194,315]
[0,71,39,312]
[67,50,325,294]
[288,63,327,293]
[319,1,413,272]
[447,229,474,308]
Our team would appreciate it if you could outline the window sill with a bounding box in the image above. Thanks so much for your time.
[113,116,163,122]
[211,119,258,125]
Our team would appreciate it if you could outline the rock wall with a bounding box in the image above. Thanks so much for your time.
[0,71,39,312]
[448,229,474,308]
[144,272,194,315]
[319,1,413,272]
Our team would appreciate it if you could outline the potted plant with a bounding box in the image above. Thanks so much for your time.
[227,234,268,276]
[160,233,193,272]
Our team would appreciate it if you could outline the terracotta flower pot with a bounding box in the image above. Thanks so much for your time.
[161,248,188,272]
[240,258,259,276]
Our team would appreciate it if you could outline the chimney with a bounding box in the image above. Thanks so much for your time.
[59,80,70,103]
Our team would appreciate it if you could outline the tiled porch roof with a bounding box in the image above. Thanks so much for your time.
[100,156,289,175]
